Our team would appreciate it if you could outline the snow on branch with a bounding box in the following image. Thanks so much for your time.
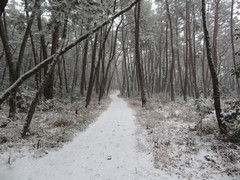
[0,0,141,105]
[221,105,240,123]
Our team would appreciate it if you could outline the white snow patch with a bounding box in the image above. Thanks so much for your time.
[0,92,175,180]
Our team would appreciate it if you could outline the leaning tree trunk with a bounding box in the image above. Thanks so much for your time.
[0,0,141,106]
[99,19,122,102]
[22,16,68,138]
[201,0,227,134]
[134,1,147,107]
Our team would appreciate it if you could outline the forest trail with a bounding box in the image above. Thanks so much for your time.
[0,92,170,180]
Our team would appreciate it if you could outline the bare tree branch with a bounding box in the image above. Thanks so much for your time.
[0,0,141,105]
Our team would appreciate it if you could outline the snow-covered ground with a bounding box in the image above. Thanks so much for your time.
[1,92,240,180]
[128,94,240,180]
[0,92,176,180]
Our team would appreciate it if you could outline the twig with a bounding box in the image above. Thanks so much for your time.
[8,150,11,164]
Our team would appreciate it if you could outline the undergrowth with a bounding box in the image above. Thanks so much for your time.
[0,92,111,157]
[122,93,240,179]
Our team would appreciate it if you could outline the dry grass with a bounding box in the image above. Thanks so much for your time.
[124,93,240,179]
[0,93,111,156]
[52,118,74,127]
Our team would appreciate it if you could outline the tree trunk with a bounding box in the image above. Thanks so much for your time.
[175,7,183,96]
[0,15,16,120]
[22,16,68,138]
[97,24,113,101]
[99,20,122,102]
[230,0,240,95]
[202,0,227,134]
[29,30,39,89]
[80,39,89,97]
[57,56,62,94]
[44,24,59,99]
[71,44,80,102]
[0,0,141,105]
[192,5,199,98]
[163,21,169,93]
[122,18,130,97]
[212,0,220,72]
[85,32,99,108]
[0,0,8,16]
[135,1,146,107]
[183,0,189,101]
[61,55,69,93]
[165,0,175,102]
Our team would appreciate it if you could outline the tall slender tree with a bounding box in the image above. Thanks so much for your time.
[202,0,227,134]
[165,0,175,102]
[230,0,240,95]
[135,1,147,107]
[85,31,99,108]
[22,14,69,138]
[183,0,190,101]
[212,0,221,72]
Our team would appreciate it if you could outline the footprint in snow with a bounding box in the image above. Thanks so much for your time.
[107,156,112,160]
[92,174,100,177]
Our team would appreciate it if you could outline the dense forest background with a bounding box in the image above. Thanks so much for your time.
[1,0,240,136]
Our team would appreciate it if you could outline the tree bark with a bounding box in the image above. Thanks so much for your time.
[62,55,69,93]
[0,15,16,120]
[99,19,122,102]
[85,32,98,108]
[0,0,8,16]
[192,5,199,98]
[44,23,59,99]
[163,21,169,93]
[71,44,80,102]
[80,39,89,97]
[22,15,68,138]
[97,24,113,101]
[174,2,183,96]
[212,0,220,72]
[165,0,175,102]
[202,0,227,134]
[135,1,147,107]
[183,0,189,101]
[230,0,240,95]
[29,30,39,89]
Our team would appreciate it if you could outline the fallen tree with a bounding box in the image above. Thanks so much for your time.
[0,0,141,105]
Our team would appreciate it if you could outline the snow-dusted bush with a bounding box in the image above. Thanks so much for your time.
[221,102,240,142]
[37,99,55,111]
[194,98,214,118]
[16,88,36,112]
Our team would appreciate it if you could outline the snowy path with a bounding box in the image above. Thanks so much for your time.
[0,92,167,180]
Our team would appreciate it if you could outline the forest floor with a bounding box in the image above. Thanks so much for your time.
[125,93,240,180]
[0,91,240,179]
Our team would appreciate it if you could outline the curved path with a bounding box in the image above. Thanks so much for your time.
[0,92,168,180]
